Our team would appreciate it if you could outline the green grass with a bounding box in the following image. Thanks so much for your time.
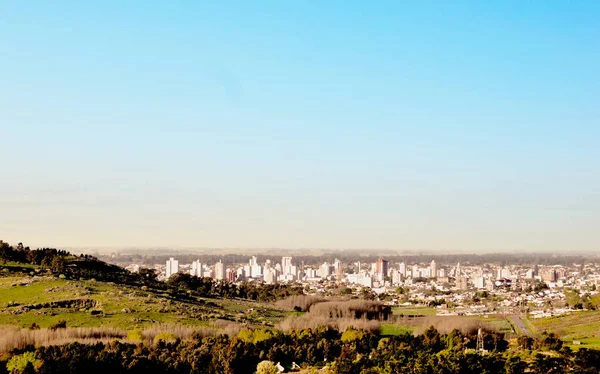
[481,315,514,334]
[379,323,412,336]
[529,311,600,350]
[391,306,437,317]
[565,336,600,351]
[0,275,287,329]
[1,262,40,269]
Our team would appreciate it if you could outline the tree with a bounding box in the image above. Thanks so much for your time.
[50,256,65,273]
[517,335,534,350]
[531,353,566,374]
[539,332,563,351]
[505,355,527,374]
[256,360,279,374]
[138,267,158,281]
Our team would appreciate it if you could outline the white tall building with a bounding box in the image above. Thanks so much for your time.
[475,276,485,289]
[264,268,277,284]
[215,260,225,281]
[525,269,534,279]
[333,258,341,269]
[166,257,179,279]
[320,262,331,277]
[251,264,262,277]
[430,260,437,278]
[399,262,406,277]
[190,260,203,277]
[282,257,292,275]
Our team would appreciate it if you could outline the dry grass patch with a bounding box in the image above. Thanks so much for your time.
[0,325,126,353]
[275,295,325,312]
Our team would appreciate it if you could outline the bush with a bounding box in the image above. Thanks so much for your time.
[49,320,67,330]
[153,332,177,344]
[255,360,279,374]
[127,329,144,342]
[6,352,40,374]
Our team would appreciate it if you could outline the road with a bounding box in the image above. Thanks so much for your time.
[509,315,532,335]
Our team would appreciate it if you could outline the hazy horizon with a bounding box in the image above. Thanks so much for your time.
[2,2,599,251]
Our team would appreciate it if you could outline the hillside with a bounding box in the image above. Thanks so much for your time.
[528,311,600,350]
[0,276,288,330]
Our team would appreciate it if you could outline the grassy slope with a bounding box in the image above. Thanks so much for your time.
[0,275,288,330]
[528,311,600,350]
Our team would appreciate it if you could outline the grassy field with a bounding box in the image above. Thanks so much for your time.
[528,311,600,350]
[0,276,288,330]
[379,323,412,336]
[391,306,437,317]
[480,315,514,334]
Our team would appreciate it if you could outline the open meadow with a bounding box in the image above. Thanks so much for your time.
[528,311,600,350]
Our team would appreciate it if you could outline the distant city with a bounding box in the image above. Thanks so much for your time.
[119,254,599,320]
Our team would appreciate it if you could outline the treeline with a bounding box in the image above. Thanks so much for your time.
[0,241,141,285]
[2,327,599,374]
[166,273,304,302]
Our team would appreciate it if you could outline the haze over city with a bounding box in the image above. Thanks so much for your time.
[1,1,599,251]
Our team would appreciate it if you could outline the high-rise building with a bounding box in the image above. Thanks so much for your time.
[227,268,236,283]
[166,257,179,279]
[333,259,341,269]
[392,270,402,285]
[264,268,277,284]
[190,260,203,277]
[399,262,406,277]
[376,258,389,277]
[540,268,557,282]
[320,262,331,277]
[430,260,437,278]
[251,263,262,277]
[475,276,485,289]
[525,269,534,279]
[215,260,225,281]
[457,275,469,290]
[250,256,258,266]
[282,257,292,275]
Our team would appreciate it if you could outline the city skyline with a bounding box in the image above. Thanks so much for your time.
[2,2,599,251]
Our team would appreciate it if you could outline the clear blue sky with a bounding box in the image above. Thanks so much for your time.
[1,1,599,251]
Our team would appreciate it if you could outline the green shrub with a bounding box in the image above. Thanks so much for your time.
[255,360,279,374]
[128,329,144,342]
[6,352,41,374]
[50,320,67,330]
[153,332,177,344]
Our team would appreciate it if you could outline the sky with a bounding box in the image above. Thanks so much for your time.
[1,1,599,251]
